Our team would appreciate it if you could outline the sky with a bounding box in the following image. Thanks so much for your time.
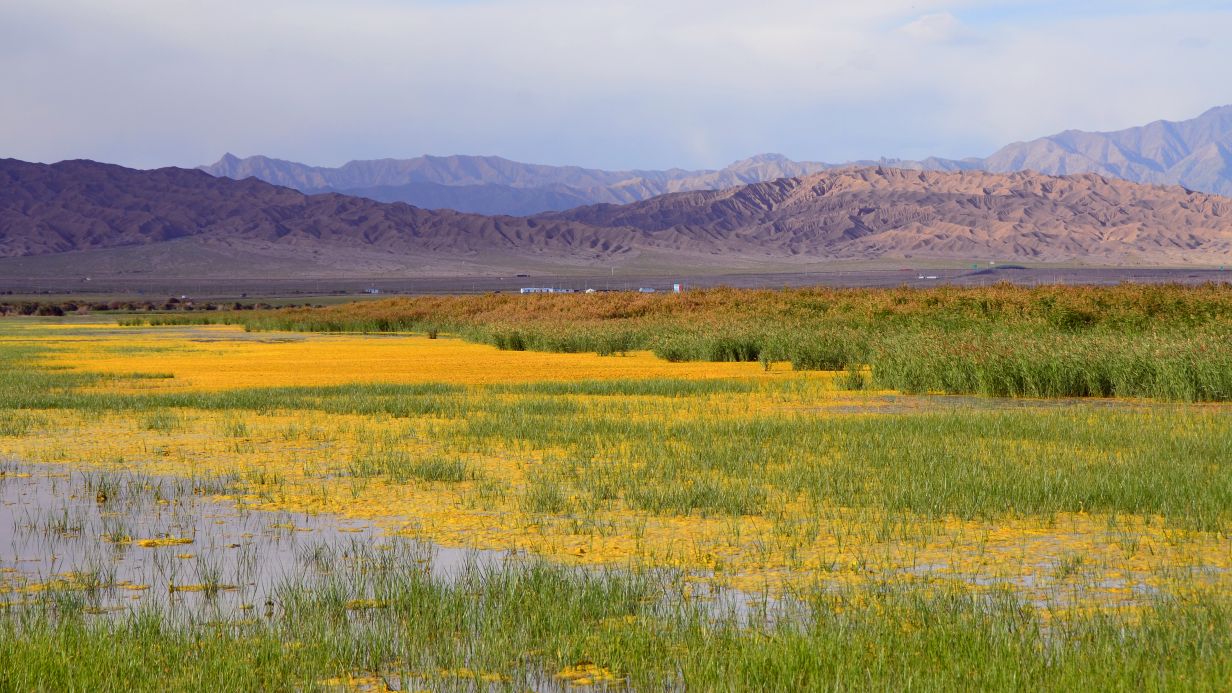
[2,0,1231,171]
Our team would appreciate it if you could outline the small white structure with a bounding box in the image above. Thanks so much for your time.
[520,287,573,294]
[638,287,657,293]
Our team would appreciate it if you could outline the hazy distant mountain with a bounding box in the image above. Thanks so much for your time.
[201,153,831,215]
[857,106,1232,195]
[6,159,1232,281]
[330,181,596,217]
[201,106,1232,214]
[977,106,1232,196]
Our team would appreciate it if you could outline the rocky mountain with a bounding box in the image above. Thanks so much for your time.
[4,159,1232,277]
[201,153,831,215]
[201,106,1232,215]
[0,159,645,267]
[546,167,1232,265]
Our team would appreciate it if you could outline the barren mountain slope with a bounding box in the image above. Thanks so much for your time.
[547,167,1232,264]
[0,159,646,263]
[5,159,1232,274]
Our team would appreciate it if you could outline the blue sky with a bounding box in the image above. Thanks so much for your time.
[2,1,1230,170]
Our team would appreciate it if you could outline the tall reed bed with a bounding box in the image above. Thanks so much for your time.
[871,327,1232,400]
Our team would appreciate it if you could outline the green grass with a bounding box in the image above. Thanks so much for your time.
[1,559,1230,691]
[466,402,1232,528]
[141,411,182,432]
[521,470,571,514]
[350,451,472,484]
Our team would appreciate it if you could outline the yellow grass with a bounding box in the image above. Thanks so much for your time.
[3,322,1229,613]
[135,537,194,548]
[30,324,774,390]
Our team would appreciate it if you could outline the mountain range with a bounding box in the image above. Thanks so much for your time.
[201,105,1232,216]
[3,158,1230,283]
[200,152,832,216]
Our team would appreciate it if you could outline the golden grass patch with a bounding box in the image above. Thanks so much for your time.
[35,325,777,391]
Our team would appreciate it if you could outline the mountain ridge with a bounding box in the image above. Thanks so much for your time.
[201,105,1232,215]
[5,158,1232,280]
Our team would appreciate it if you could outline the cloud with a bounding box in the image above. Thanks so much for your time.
[899,12,976,44]
[0,1,1230,169]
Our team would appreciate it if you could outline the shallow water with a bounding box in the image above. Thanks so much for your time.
[0,461,508,618]
[0,459,782,634]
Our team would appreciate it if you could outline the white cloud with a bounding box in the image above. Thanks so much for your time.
[0,1,1229,169]
[899,12,974,44]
